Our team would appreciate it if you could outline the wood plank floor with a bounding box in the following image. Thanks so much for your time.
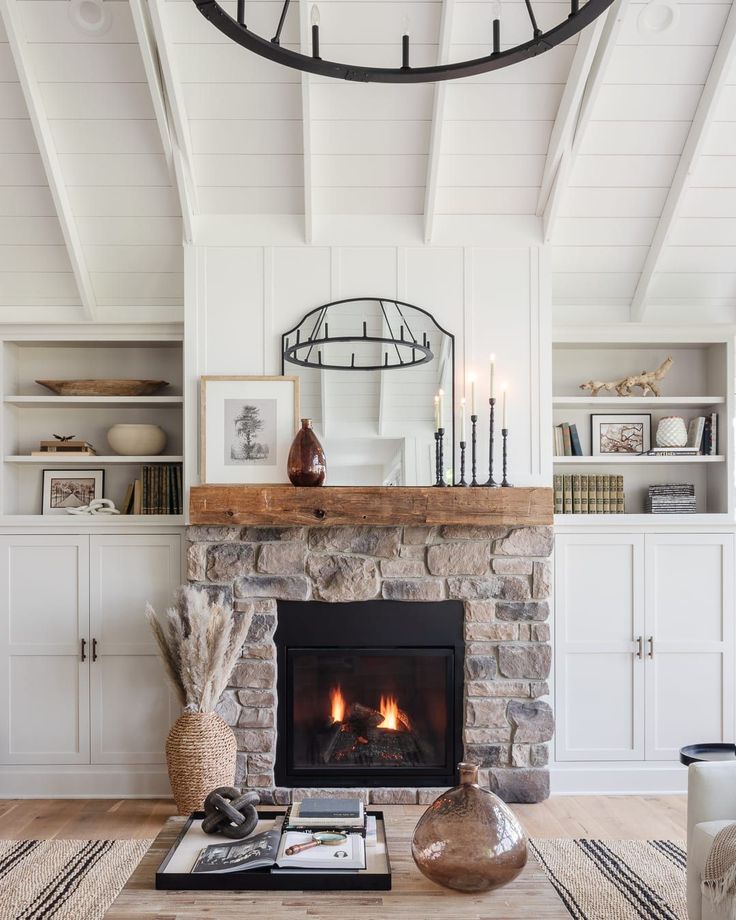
[0,795,687,841]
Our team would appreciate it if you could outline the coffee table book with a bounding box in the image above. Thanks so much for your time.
[155,809,392,891]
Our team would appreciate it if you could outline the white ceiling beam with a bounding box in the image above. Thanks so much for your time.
[631,1,736,322]
[129,0,194,243]
[542,0,629,242]
[0,0,97,320]
[299,0,313,242]
[148,0,199,236]
[536,15,606,218]
[423,0,456,244]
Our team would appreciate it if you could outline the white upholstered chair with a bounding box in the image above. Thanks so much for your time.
[687,761,736,920]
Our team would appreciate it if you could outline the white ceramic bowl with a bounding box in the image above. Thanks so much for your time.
[107,423,167,456]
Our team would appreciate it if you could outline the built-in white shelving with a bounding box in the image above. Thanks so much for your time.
[552,337,733,518]
[0,336,185,518]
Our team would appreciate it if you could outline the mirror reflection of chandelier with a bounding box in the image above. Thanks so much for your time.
[282,298,438,372]
[191,0,616,83]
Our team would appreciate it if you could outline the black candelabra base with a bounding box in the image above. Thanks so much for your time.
[455,441,468,486]
[501,428,512,487]
[484,397,500,488]
[470,415,479,486]
[434,428,447,486]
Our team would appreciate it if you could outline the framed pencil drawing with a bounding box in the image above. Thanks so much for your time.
[591,413,651,456]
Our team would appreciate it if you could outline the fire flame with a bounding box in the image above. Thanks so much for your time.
[377,695,399,731]
[330,685,345,724]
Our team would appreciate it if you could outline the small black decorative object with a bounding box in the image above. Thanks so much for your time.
[53,434,76,442]
[501,429,512,487]
[435,428,447,487]
[470,414,479,487]
[456,441,468,487]
[202,786,260,839]
[485,397,499,488]
[192,0,615,84]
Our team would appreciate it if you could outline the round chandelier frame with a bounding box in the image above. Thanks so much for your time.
[192,0,616,84]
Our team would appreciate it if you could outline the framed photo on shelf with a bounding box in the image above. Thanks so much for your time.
[591,414,651,456]
[42,469,105,515]
[200,376,300,484]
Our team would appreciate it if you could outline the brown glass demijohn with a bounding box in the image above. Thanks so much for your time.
[411,762,528,892]
[287,418,326,486]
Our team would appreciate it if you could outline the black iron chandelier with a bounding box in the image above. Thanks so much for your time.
[192,0,616,83]
[282,298,437,371]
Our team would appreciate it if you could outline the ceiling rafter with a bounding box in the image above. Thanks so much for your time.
[0,0,97,320]
[129,0,194,243]
[147,0,199,234]
[423,0,456,244]
[542,0,629,243]
[536,14,606,218]
[631,1,736,322]
[299,0,313,242]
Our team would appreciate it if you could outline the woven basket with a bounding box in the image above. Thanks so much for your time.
[166,711,237,814]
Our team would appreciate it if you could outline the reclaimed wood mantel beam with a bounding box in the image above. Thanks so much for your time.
[189,485,553,527]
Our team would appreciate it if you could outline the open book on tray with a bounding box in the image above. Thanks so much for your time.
[192,827,366,873]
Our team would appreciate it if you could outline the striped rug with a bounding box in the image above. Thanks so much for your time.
[531,839,688,920]
[0,838,151,920]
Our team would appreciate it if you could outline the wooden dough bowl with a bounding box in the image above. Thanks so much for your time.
[36,379,170,396]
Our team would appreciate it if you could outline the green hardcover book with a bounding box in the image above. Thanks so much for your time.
[563,475,573,514]
[553,474,563,514]
[596,475,604,513]
[602,474,611,514]
[572,474,581,514]
[580,474,589,514]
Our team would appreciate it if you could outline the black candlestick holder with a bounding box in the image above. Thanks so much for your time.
[434,430,441,486]
[501,428,512,487]
[470,415,479,486]
[436,427,447,486]
[455,441,468,486]
[485,397,499,487]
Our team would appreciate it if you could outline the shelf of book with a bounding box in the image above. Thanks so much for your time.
[554,513,733,526]
[0,515,186,529]
[5,455,185,464]
[553,396,725,408]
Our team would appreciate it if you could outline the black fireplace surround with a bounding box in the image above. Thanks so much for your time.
[274,600,465,788]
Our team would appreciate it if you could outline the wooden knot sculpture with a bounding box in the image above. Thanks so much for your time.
[579,356,673,397]
[202,787,260,839]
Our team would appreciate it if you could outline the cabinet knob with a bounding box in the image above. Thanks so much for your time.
[635,636,643,659]
[80,638,87,662]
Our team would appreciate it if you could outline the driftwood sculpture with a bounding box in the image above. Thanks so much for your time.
[580,357,673,397]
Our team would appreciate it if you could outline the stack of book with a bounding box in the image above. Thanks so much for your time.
[553,422,583,456]
[191,798,371,876]
[120,463,183,515]
[647,414,718,457]
[554,473,625,514]
[646,484,696,514]
[31,438,96,457]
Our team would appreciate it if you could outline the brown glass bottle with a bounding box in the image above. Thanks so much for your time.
[287,418,326,487]
[411,762,528,892]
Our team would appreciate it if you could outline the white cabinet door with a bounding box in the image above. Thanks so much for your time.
[645,533,735,761]
[555,534,646,761]
[89,534,181,764]
[0,535,90,764]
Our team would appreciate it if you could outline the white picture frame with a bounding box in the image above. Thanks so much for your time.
[42,469,105,515]
[591,413,652,456]
[200,376,300,484]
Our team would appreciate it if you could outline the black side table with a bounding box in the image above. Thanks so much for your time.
[680,743,736,766]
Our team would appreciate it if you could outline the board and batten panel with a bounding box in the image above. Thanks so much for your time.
[644,533,735,761]
[555,534,645,762]
[0,535,90,765]
[189,243,546,486]
[89,534,181,764]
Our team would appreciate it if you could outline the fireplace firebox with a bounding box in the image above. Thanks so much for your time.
[274,600,464,788]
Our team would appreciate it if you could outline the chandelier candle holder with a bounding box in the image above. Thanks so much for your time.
[193,0,616,83]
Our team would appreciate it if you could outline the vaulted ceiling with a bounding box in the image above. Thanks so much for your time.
[0,0,735,323]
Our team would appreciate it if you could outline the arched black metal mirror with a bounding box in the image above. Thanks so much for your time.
[282,298,454,486]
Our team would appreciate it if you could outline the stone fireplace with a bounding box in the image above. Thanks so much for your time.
[186,518,554,805]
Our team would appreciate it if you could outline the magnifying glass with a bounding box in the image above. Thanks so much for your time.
[285,832,348,855]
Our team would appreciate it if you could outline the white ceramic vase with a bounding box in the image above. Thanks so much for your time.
[655,416,688,448]
[107,423,167,456]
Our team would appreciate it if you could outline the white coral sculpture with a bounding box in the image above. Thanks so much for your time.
[145,586,250,713]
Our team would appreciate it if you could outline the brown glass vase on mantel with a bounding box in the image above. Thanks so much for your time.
[411,762,528,892]
[288,418,326,486]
